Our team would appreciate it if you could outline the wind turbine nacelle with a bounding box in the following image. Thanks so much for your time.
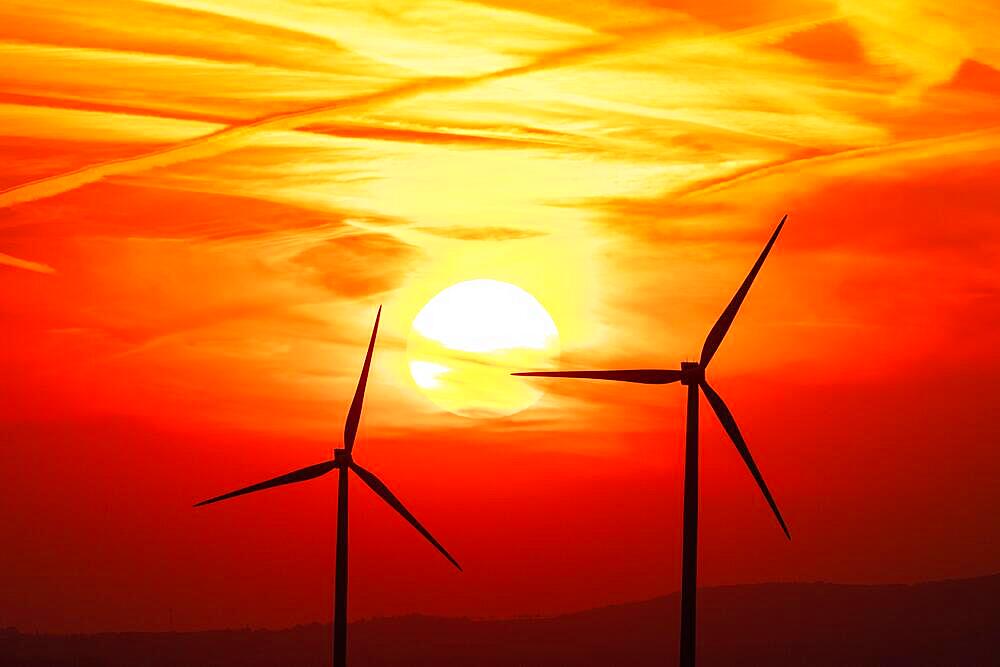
[680,362,704,386]
[334,449,352,464]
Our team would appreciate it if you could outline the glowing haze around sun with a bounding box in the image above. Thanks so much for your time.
[407,280,559,418]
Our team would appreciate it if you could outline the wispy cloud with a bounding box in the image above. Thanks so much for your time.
[0,251,56,274]
[0,0,997,431]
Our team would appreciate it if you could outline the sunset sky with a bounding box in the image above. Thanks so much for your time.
[2,0,1000,634]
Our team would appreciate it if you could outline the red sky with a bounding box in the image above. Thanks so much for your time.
[2,0,1000,634]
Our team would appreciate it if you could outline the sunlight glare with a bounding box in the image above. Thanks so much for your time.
[407,279,559,418]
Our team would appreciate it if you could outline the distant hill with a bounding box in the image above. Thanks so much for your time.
[4,574,998,666]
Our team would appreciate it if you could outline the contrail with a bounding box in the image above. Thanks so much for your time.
[0,13,834,217]
[677,125,1000,198]
[0,252,56,274]
[0,77,457,213]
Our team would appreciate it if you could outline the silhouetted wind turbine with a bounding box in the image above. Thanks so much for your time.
[515,215,791,667]
[195,306,461,667]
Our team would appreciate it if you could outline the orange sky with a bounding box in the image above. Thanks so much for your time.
[2,0,1000,634]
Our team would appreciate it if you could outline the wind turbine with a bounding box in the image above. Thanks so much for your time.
[195,306,461,667]
[515,215,791,667]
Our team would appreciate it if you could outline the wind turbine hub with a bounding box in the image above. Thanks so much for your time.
[334,449,353,464]
[680,362,704,386]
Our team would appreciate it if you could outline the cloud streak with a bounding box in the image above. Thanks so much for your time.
[0,11,840,215]
[0,252,56,274]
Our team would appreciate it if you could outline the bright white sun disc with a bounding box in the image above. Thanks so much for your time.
[407,280,559,418]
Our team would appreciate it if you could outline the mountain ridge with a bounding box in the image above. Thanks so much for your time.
[5,574,998,666]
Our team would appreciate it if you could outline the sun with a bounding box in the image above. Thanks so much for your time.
[407,279,559,418]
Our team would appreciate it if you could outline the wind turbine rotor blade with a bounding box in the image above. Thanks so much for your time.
[344,306,382,453]
[700,381,791,539]
[194,460,338,507]
[700,215,787,368]
[513,369,683,384]
[349,462,462,571]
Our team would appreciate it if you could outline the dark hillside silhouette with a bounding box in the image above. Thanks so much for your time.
[5,574,998,666]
